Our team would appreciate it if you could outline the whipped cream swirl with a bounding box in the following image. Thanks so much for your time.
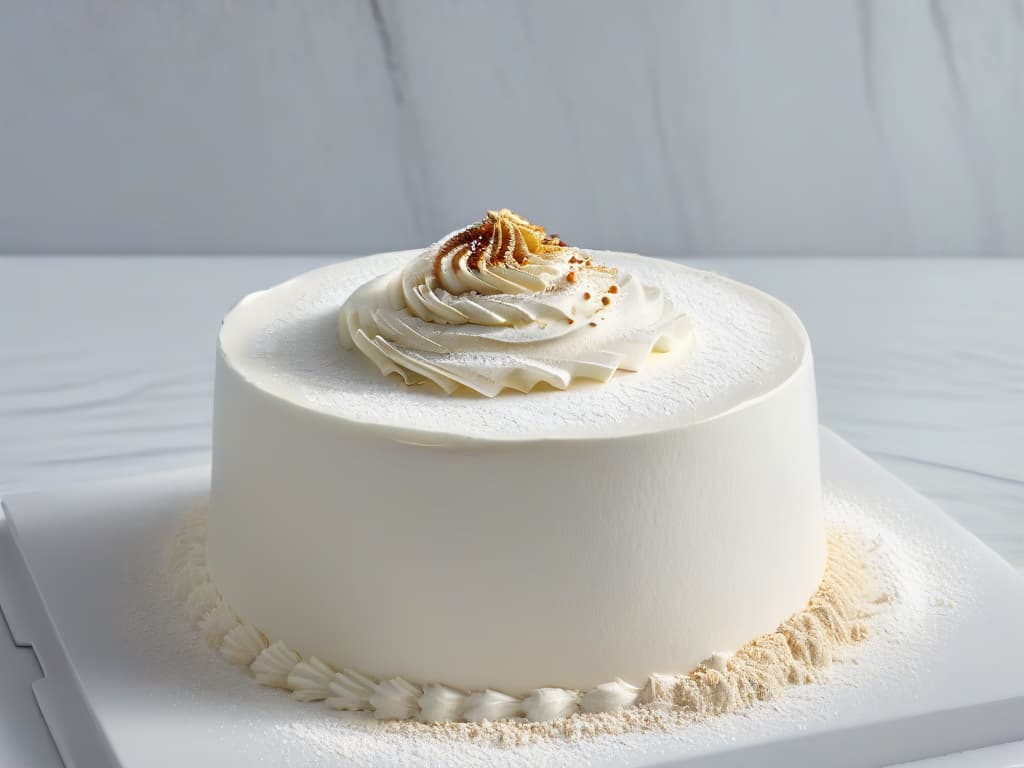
[340,210,692,397]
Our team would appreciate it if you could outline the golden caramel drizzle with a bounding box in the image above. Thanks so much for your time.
[433,209,569,283]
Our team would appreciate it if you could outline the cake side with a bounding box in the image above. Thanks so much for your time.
[173,506,866,727]
[206,252,825,694]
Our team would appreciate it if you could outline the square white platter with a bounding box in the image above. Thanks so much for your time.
[1,428,1023,768]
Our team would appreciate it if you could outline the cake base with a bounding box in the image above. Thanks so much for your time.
[169,505,870,726]
[3,429,1024,767]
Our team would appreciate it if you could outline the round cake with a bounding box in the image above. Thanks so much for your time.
[201,211,824,711]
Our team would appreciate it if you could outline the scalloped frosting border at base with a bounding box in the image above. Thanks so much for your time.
[167,501,875,725]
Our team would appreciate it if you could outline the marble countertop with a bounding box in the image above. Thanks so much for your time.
[1,255,1021,767]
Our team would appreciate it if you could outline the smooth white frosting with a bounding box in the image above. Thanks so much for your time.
[207,251,825,697]
[339,214,692,397]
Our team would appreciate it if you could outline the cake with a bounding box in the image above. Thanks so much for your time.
[172,210,831,724]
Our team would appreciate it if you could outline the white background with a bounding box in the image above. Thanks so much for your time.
[2,0,1024,256]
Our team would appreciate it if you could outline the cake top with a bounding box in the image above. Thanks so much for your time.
[220,248,811,442]
[338,210,692,397]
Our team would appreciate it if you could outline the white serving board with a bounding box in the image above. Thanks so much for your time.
[2,429,1024,768]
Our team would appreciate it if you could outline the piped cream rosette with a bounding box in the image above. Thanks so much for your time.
[339,210,692,397]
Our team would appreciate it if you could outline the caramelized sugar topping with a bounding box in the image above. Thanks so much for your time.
[433,209,569,282]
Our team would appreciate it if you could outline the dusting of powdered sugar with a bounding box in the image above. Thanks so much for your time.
[226,250,803,439]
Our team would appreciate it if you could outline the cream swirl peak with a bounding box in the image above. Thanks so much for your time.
[423,208,571,307]
[339,210,693,397]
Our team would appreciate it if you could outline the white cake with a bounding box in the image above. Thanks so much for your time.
[197,211,825,720]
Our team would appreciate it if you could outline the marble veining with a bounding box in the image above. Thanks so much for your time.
[1,1,1023,255]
